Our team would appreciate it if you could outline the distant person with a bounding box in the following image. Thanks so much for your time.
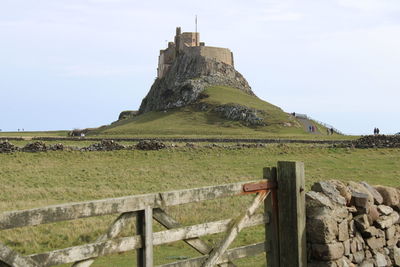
[330,128,334,135]
[373,128,377,135]
[327,128,330,135]
[377,128,380,135]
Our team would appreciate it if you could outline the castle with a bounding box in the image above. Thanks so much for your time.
[157,27,234,78]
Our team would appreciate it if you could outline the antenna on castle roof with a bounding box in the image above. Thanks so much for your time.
[195,15,198,45]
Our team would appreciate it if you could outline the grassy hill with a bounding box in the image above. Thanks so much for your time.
[90,86,316,138]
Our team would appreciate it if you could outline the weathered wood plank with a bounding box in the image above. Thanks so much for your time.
[202,191,268,267]
[264,167,280,267]
[277,161,307,267]
[0,180,260,230]
[153,208,212,254]
[0,242,39,267]
[27,214,267,266]
[72,212,137,267]
[30,236,142,267]
[136,206,153,267]
[157,242,267,267]
[153,213,267,246]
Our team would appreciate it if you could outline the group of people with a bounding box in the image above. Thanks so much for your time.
[326,128,335,135]
[373,127,380,135]
[308,125,316,132]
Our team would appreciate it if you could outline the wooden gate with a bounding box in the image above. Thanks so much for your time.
[0,161,307,267]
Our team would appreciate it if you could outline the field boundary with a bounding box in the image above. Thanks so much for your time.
[0,136,350,144]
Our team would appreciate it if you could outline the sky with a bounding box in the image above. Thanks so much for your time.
[0,0,399,135]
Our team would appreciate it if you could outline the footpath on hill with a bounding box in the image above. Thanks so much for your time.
[297,117,321,134]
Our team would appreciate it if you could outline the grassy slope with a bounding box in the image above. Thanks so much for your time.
[0,145,399,266]
[91,86,309,138]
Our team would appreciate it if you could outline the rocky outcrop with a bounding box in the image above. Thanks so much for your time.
[214,104,265,126]
[139,52,253,113]
[118,110,139,120]
[307,180,400,266]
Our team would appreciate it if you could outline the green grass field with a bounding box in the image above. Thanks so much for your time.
[0,144,399,266]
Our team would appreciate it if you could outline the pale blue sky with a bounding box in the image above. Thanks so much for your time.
[1,0,399,134]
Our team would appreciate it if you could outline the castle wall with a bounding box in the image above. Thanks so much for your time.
[158,45,176,78]
[187,46,234,66]
[180,32,200,47]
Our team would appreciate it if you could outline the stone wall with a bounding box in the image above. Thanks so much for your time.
[307,180,400,266]
[186,46,234,67]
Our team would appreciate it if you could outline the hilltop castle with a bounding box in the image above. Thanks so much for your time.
[139,26,252,113]
[157,27,234,78]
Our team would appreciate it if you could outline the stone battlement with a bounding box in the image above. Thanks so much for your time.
[157,27,234,78]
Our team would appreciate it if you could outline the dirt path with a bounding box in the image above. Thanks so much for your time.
[297,118,322,135]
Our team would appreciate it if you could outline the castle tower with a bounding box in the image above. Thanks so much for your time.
[157,26,233,79]
[175,27,181,56]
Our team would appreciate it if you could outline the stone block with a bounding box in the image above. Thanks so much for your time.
[338,220,349,241]
[375,185,400,206]
[349,220,355,237]
[307,216,338,243]
[387,236,398,247]
[376,211,400,229]
[393,246,400,266]
[350,238,358,254]
[332,207,350,221]
[306,191,334,218]
[386,225,396,240]
[329,180,352,204]
[374,252,387,266]
[360,181,383,204]
[312,242,345,261]
[335,256,355,267]
[359,260,374,267]
[351,191,369,209]
[354,214,370,232]
[343,239,350,256]
[348,181,374,204]
[352,250,365,264]
[312,181,347,205]
[378,204,394,215]
[367,205,380,224]
[366,236,386,250]
[365,249,373,259]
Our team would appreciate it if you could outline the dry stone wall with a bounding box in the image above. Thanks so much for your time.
[307,180,400,266]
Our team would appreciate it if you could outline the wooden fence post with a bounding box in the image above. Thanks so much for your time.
[277,161,307,267]
[136,206,153,267]
[263,167,279,267]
